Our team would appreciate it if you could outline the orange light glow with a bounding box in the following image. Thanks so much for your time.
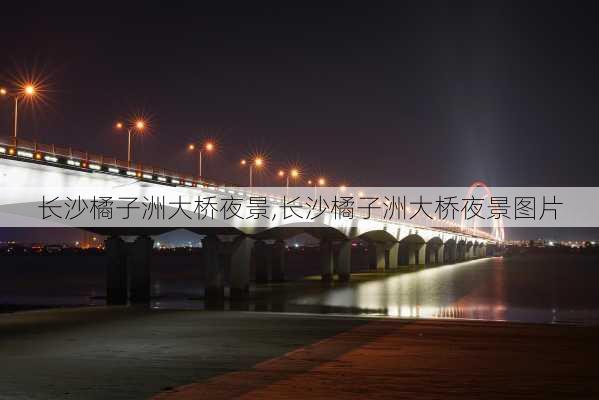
[290,169,299,178]
[23,84,36,96]
[135,120,145,130]
[254,157,263,167]
[278,170,285,177]
[205,142,214,151]
[0,88,6,96]
[188,144,195,151]
[115,122,123,129]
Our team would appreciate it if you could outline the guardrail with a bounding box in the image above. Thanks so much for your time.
[0,135,496,241]
[0,135,217,187]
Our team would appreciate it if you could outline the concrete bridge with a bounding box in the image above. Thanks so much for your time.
[0,136,500,304]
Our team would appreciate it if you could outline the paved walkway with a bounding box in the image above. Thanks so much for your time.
[1,307,599,399]
[153,319,599,400]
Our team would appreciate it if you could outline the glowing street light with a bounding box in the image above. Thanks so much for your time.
[187,140,215,178]
[241,156,264,187]
[277,168,301,196]
[115,119,146,165]
[1,83,38,139]
[309,176,326,197]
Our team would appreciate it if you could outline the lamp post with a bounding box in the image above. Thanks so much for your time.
[307,177,326,198]
[0,84,37,140]
[278,168,299,196]
[188,141,214,179]
[115,120,145,166]
[241,157,263,188]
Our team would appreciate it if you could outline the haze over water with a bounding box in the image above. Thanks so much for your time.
[2,255,598,325]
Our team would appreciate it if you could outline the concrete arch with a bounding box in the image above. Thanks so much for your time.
[425,236,444,264]
[399,234,426,265]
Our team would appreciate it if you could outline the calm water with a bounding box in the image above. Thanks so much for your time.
[1,254,598,325]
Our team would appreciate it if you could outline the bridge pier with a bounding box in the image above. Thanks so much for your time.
[405,243,425,265]
[321,239,334,282]
[408,246,416,265]
[270,240,286,282]
[457,241,466,261]
[374,242,386,271]
[473,243,480,258]
[465,243,474,260]
[479,244,488,257]
[387,242,399,270]
[105,236,128,305]
[253,240,269,284]
[436,245,445,264]
[367,242,377,269]
[129,235,153,304]
[444,241,457,263]
[202,235,224,301]
[417,244,426,265]
[426,241,443,264]
[336,240,352,282]
[230,236,253,300]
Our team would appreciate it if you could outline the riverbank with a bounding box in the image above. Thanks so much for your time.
[1,307,598,399]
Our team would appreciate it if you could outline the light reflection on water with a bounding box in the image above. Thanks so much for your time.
[2,254,599,325]
[288,256,599,325]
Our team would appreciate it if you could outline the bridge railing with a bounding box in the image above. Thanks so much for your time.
[0,135,497,241]
[0,135,227,188]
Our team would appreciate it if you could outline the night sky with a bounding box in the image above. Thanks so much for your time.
[1,2,598,241]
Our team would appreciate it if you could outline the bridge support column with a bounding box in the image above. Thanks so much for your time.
[398,243,409,266]
[129,235,153,304]
[436,245,445,265]
[203,235,224,300]
[445,242,457,263]
[271,240,286,282]
[466,244,474,260]
[336,240,351,282]
[408,246,416,265]
[367,242,377,269]
[375,242,386,271]
[388,242,399,270]
[105,236,128,305]
[321,239,334,282]
[417,244,426,265]
[230,236,253,300]
[457,242,466,261]
[253,240,269,284]
[480,245,487,257]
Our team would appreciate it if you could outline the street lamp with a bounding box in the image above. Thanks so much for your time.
[309,176,326,197]
[115,119,145,165]
[277,168,300,196]
[241,156,264,188]
[188,140,215,179]
[1,83,37,139]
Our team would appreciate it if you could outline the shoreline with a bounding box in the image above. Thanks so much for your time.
[1,307,598,399]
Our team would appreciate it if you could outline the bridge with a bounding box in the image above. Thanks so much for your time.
[0,136,501,304]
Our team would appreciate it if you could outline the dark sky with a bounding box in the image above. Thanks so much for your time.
[1,2,598,240]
